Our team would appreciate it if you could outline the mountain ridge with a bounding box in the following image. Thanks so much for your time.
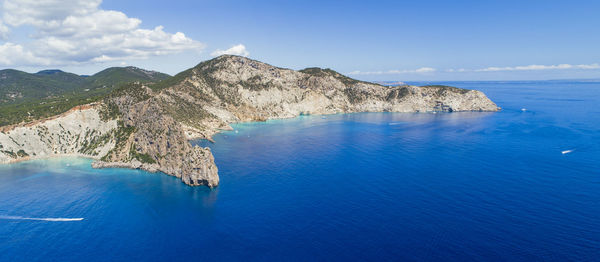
[0,66,170,126]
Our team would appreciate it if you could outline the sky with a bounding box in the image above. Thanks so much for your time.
[0,0,599,81]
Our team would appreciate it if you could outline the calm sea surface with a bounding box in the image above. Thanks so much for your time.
[0,81,599,261]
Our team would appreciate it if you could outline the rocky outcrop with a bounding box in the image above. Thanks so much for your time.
[0,55,499,188]
[0,104,117,164]
[95,85,219,187]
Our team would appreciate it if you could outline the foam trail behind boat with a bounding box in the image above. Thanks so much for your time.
[0,215,84,222]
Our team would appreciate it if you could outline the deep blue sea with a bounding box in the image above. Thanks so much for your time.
[1,81,599,261]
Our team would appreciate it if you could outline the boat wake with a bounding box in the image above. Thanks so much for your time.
[0,215,84,222]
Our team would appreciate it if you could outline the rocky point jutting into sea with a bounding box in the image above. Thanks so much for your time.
[0,55,500,187]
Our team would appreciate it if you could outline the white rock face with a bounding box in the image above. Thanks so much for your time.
[0,106,117,163]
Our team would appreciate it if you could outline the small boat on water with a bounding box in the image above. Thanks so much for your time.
[561,149,574,155]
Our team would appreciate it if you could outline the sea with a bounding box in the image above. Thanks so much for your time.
[0,81,598,261]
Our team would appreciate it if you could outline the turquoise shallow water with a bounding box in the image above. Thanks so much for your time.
[1,81,599,261]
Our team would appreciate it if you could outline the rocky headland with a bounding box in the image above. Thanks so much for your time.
[0,55,499,187]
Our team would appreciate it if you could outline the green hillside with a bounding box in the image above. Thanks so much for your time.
[0,69,84,104]
[87,67,171,88]
[0,67,170,126]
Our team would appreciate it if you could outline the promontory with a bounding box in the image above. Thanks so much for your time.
[0,55,500,187]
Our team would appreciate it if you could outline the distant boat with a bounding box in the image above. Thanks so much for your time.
[521,108,527,111]
[561,149,574,155]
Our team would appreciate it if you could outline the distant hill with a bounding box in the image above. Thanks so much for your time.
[0,67,170,126]
[0,69,84,103]
[87,67,171,88]
[0,67,169,105]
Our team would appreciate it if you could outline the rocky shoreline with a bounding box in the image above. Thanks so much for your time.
[0,55,499,188]
[91,160,160,173]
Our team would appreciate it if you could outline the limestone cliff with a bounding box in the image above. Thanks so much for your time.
[0,55,499,187]
[0,104,117,163]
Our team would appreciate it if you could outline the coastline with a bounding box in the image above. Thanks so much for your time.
[189,108,501,142]
[2,110,500,173]
[0,153,99,165]
[91,160,160,173]
[0,56,500,188]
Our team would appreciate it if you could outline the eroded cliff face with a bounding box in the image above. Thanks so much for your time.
[91,85,219,187]
[0,55,499,188]
[0,104,117,163]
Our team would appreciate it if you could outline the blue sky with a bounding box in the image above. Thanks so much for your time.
[0,0,599,81]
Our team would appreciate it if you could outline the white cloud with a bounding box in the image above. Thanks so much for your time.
[0,43,51,66]
[350,63,600,76]
[414,67,436,73]
[211,44,249,57]
[3,0,102,28]
[348,67,436,75]
[569,64,600,70]
[0,19,8,40]
[475,63,600,72]
[0,0,205,66]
